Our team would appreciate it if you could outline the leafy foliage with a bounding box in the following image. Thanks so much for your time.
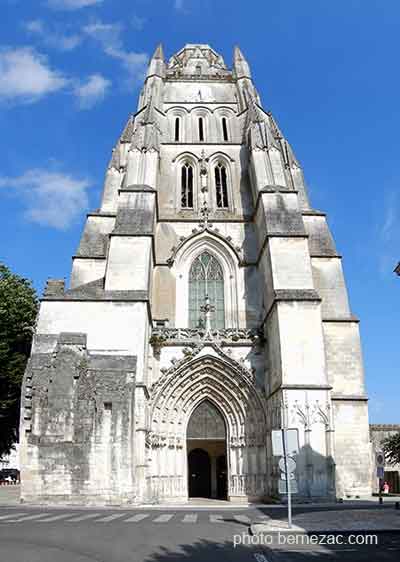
[382,432,400,466]
[0,263,38,458]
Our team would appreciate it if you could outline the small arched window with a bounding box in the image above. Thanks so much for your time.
[174,117,180,142]
[189,252,225,329]
[222,117,229,141]
[198,117,204,142]
[215,163,229,208]
[181,162,193,208]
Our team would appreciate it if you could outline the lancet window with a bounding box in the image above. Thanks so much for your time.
[181,162,194,208]
[175,117,180,142]
[215,163,229,208]
[198,117,205,142]
[222,117,229,141]
[189,252,225,329]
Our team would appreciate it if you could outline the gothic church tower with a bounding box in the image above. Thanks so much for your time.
[20,44,371,504]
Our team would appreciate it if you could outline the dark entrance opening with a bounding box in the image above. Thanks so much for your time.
[188,448,211,498]
[216,454,227,499]
[187,400,227,500]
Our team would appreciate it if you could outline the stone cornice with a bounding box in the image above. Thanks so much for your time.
[42,291,149,302]
[262,289,321,325]
[150,327,263,347]
[370,424,400,430]
[322,316,360,323]
[266,384,333,400]
[331,394,369,401]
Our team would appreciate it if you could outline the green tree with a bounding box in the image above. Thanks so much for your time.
[382,432,400,466]
[0,263,38,458]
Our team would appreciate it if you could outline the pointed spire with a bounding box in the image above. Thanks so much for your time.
[147,43,166,78]
[152,43,164,60]
[233,45,251,79]
[234,46,246,61]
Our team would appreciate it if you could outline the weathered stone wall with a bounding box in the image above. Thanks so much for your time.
[20,333,136,504]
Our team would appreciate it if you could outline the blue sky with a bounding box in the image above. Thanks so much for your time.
[0,0,399,423]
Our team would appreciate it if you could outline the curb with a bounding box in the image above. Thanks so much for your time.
[250,524,400,535]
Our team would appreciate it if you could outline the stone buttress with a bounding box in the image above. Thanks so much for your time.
[19,43,372,505]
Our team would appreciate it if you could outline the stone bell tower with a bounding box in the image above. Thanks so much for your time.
[19,44,371,505]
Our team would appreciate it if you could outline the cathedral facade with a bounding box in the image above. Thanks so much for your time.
[20,44,372,504]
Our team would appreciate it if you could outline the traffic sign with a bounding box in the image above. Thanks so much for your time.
[279,456,296,473]
[279,480,298,494]
[376,452,385,468]
[280,472,296,480]
[272,429,299,456]
[377,466,384,479]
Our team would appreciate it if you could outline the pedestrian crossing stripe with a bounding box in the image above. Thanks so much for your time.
[97,513,126,522]
[123,513,149,522]
[0,512,253,524]
[65,513,102,522]
[0,512,25,520]
[38,513,80,522]
[153,514,174,523]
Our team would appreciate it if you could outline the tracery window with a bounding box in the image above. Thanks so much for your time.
[189,252,225,329]
[215,163,229,208]
[198,117,204,142]
[222,117,229,141]
[181,162,193,208]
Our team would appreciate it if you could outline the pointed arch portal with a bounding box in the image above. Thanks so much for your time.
[147,352,268,502]
[187,400,227,499]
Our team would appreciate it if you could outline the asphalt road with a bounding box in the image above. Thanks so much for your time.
[0,506,398,562]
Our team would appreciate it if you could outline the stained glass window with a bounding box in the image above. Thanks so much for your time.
[181,162,193,208]
[189,252,225,329]
[215,163,229,208]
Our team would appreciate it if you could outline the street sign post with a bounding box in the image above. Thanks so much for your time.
[282,429,293,528]
[376,451,385,504]
[272,429,299,457]
[271,428,299,528]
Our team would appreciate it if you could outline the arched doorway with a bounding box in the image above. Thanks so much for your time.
[186,400,227,500]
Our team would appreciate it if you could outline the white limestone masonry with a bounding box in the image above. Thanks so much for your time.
[19,44,372,505]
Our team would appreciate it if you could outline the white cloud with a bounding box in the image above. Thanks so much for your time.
[74,73,111,109]
[47,0,103,10]
[377,189,400,277]
[131,15,146,31]
[0,47,68,104]
[83,20,148,86]
[380,190,398,242]
[83,21,123,51]
[0,170,91,229]
[174,0,185,10]
[25,20,44,33]
[24,19,82,51]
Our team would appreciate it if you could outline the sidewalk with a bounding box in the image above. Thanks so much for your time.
[251,508,400,534]
[0,484,20,506]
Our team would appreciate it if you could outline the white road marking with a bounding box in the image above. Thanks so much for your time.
[209,514,224,523]
[37,513,79,522]
[153,514,174,523]
[0,512,26,521]
[123,513,150,523]
[97,513,126,522]
[8,513,50,522]
[65,513,101,522]
[182,513,197,523]
[234,514,251,524]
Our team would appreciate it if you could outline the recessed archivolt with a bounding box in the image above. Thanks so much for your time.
[168,227,243,268]
[149,354,266,448]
